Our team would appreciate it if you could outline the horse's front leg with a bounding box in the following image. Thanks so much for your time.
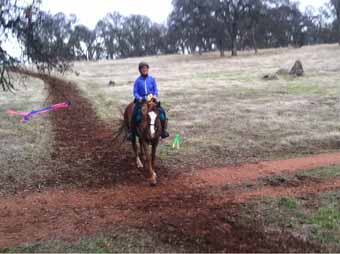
[151,140,158,170]
[139,138,144,160]
[132,140,143,169]
[142,142,157,186]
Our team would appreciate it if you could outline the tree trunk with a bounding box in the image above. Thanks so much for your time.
[338,21,340,46]
[231,22,238,57]
[337,6,340,45]
[231,37,237,56]
[219,39,225,57]
[252,25,258,54]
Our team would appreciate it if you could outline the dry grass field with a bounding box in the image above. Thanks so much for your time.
[65,44,340,168]
[0,74,58,194]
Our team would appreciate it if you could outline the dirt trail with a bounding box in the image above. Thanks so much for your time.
[1,173,340,247]
[22,71,162,188]
[197,152,340,186]
[1,72,340,252]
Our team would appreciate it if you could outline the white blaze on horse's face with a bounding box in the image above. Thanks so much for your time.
[148,111,157,138]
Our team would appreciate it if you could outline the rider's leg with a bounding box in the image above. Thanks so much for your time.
[159,105,169,139]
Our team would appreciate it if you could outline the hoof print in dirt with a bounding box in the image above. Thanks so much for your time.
[289,60,304,77]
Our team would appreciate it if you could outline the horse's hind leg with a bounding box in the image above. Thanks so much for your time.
[132,140,143,169]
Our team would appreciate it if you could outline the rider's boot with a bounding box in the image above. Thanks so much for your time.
[161,120,169,139]
[128,118,137,141]
[127,128,135,141]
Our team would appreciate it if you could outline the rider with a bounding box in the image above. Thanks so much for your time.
[127,62,169,141]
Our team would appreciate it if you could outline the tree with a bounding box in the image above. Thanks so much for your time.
[0,0,39,90]
[169,0,224,55]
[70,25,97,60]
[20,11,77,72]
[330,0,340,44]
[0,0,78,91]
[96,12,124,59]
[246,0,264,54]
[158,23,178,54]
[303,6,320,45]
[224,0,248,56]
[122,15,158,57]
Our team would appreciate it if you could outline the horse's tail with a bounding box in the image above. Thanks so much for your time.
[112,107,129,145]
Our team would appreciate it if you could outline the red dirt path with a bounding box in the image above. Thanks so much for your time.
[1,72,340,252]
[197,152,340,186]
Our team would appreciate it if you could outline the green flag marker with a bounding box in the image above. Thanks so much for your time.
[172,133,181,149]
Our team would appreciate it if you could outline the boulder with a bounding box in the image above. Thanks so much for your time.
[289,60,304,76]
[108,80,116,86]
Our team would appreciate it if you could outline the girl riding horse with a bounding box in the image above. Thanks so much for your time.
[127,62,169,141]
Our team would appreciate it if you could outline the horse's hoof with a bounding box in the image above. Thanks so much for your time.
[136,157,143,168]
[149,180,157,187]
[149,173,157,186]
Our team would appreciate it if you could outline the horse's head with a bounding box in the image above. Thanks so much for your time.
[140,98,161,140]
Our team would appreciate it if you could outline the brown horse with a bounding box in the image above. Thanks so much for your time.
[124,98,163,185]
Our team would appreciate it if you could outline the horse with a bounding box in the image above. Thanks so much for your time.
[123,98,163,186]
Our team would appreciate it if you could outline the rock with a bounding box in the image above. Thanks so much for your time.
[289,60,304,76]
[262,74,279,80]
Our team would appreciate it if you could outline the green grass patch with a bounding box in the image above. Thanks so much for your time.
[0,237,116,253]
[0,228,193,253]
[278,197,298,210]
[297,165,340,179]
[240,190,340,251]
[310,207,340,231]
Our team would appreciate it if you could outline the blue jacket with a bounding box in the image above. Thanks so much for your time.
[133,75,159,100]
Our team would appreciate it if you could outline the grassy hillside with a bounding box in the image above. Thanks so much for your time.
[64,44,340,168]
